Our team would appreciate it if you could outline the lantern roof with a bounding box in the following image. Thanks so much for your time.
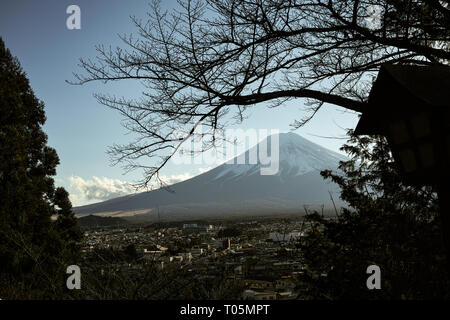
[355,64,450,135]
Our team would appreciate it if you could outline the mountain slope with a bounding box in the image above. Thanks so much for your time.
[73,133,347,220]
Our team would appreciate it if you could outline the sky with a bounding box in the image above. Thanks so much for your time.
[0,0,360,206]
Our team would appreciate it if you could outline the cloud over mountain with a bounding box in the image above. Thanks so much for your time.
[68,170,209,206]
[69,176,136,206]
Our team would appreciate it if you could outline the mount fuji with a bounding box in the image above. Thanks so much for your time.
[73,132,348,221]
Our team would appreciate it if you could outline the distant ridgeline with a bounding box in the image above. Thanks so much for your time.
[77,215,129,228]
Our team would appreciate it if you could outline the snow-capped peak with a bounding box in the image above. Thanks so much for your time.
[213,132,347,180]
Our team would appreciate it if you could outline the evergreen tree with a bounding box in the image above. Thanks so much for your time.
[298,131,450,299]
[0,37,82,298]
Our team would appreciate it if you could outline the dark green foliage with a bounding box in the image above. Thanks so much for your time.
[217,227,242,238]
[0,38,82,299]
[123,244,138,262]
[298,131,450,299]
[77,215,129,229]
[78,247,244,299]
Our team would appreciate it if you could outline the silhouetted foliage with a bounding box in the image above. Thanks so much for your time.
[123,244,138,262]
[79,247,244,300]
[298,131,450,299]
[218,227,242,238]
[0,38,82,299]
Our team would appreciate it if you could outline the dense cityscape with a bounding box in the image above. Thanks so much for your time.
[79,216,322,300]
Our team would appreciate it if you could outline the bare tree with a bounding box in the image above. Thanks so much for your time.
[70,0,450,188]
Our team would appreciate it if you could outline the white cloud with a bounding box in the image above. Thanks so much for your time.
[68,176,136,206]
[158,172,193,185]
[198,167,212,174]
[68,171,202,207]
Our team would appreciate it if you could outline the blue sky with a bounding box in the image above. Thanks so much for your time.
[0,0,359,206]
